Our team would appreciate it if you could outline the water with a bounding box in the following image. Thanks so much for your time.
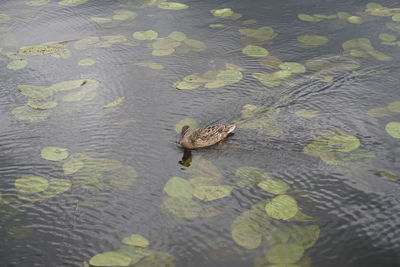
[1,0,400,266]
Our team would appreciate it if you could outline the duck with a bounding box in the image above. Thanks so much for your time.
[179,124,236,149]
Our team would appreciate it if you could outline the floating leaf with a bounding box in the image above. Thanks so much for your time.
[342,38,392,61]
[163,196,202,218]
[379,33,396,42]
[257,173,289,195]
[385,122,400,138]
[41,146,69,161]
[347,16,363,24]
[295,110,319,118]
[135,251,175,267]
[78,58,96,66]
[158,2,188,10]
[185,156,223,179]
[48,79,88,92]
[11,105,51,121]
[367,107,392,117]
[59,0,87,5]
[133,30,158,40]
[168,31,187,41]
[174,81,201,90]
[231,221,262,249]
[327,132,360,152]
[298,14,321,22]
[174,118,199,133]
[89,251,132,267]
[193,185,232,201]
[103,97,125,109]
[379,171,398,182]
[235,167,266,188]
[17,84,53,99]
[279,62,306,73]
[163,177,193,199]
[136,61,164,70]
[297,35,328,46]
[15,176,49,193]
[265,195,298,220]
[242,45,269,57]
[267,243,304,264]
[122,234,149,248]
[189,176,221,187]
[43,179,72,198]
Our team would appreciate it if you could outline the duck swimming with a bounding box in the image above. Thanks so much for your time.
[179,124,236,149]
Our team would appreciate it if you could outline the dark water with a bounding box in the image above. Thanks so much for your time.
[1,0,400,266]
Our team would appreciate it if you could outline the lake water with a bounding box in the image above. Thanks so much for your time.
[1,0,400,266]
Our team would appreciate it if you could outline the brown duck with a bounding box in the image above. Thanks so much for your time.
[179,124,236,149]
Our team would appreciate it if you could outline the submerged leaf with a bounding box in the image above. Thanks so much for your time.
[89,251,132,266]
[242,45,269,57]
[63,157,84,175]
[15,176,49,193]
[267,243,304,264]
[193,185,232,201]
[163,177,193,199]
[257,173,290,195]
[11,105,51,121]
[235,167,266,188]
[163,196,202,218]
[297,35,328,46]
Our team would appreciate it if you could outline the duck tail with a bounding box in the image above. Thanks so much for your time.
[227,124,236,134]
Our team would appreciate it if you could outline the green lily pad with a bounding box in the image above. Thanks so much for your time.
[18,44,59,56]
[152,48,175,56]
[174,118,199,133]
[231,221,262,249]
[136,61,164,70]
[135,251,175,267]
[239,26,276,41]
[267,243,304,264]
[193,185,232,201]
[7,58,27,70]
[122,234,150,248]
[235,167,266,188]
[343,38,392,61]
[163,176,193,199]
[47,79,87,92]
[211,8,234,18]
[295,110,319,118]
[157,2,188,10]
[388,101,400,112]
[41,146,69,161]
[185,156,223,179]
[385,122,400,138]
[17,84,53,99]
[298,14,321,22]
[27,100,57,110]
[289,225,320,249]
[265,195,298,220]
[279,62,306,73]
[174,81,201,90]
[63,157,84,175]
[78,58,96,66]
[184,39,206,51]
[257,173,289,195]
[163,196,202,218]
[15,176,49,193]
[242,45,269,57]
[327,132,360,152]
[133,30,158,40]
[367,107,392,117]
[62,90,87,102]
[297,35,328,46]
[379,171,398,182]
[11,105,51,121]
[89,251,132,266]
[189,176,221,187]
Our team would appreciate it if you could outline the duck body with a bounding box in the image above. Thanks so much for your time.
[179,124,236,149]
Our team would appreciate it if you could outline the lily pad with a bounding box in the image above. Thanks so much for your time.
[265,195,298,220]
[193,185,232,201]
[133,30,158,40]
[242,45,269,57]
[184,39,206,51]
[122,234,149,248]
[327,132,360,152]
[135,251,175,267]
[185,156,223,179]
[231,221,262,249]
[43,179,72,198]
[298,14,322,22]
[89,251,132,266]
[388,101,400,112]
[174,118,199,133]
[18,44,58,56]
[78,58,96,66]
[379,33,397,42]
[174,81,201,90]
[235,167,266,188]
[157,2,188,10]
[103,97,125,109]
[7,58,28,70]
[59,0,87,5]
[239,26,276,41]
[11,105,51,121]
[385,122,400,138]
[289,225,320,249]
[15,176,49,193]
[267,243,304,264]
[27,100,57,110]
[297,35,328,46]
[163,196,202,218]
[257,173,290,195]
[342,38,392,61]
[47,79,87,92]
[168,31,187,41]
[379,171,398,182]
[347,16,363,24]
[112,10,137,21]
[136,61,164,70]
[63,157,84,175]
[17,84,53,99]
[163,176,193,199]
[295,110,319,118]
[41,146,69,161]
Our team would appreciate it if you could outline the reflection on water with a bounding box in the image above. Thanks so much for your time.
[1,0,400,266]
